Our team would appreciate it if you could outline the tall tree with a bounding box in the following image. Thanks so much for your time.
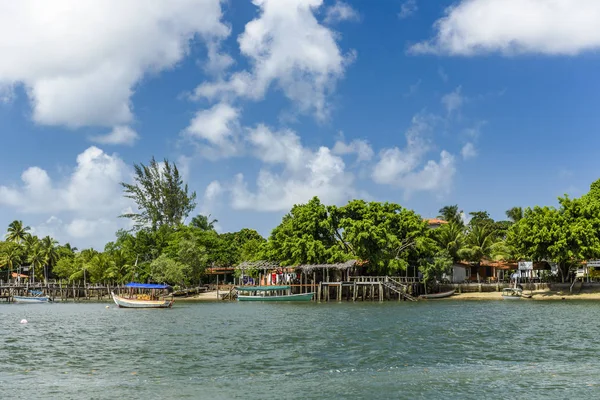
[190,214,218,231]
[120,157,197,231]
[0,242,23,280]
[506,207,524,223]
[5,220,30,244]
[438,205,464,226]
[41,236,59,282]
[434,222,464,263]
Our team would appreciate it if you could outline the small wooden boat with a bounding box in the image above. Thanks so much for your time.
[502,287,523,300]
[419,289,456,299]
[13,295,50,303]
[111,282,174,309]
[236,285,314,302]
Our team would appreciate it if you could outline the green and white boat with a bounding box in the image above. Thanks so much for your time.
[236,285,314,302]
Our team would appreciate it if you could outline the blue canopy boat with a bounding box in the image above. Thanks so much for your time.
[13,290,51,303]
[236,285,314,302]
[111,283,174,308]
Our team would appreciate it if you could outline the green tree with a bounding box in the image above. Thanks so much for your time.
[0,241,24,280]
[40,236,59,282]
[438,205,464,226]
[506,206,524,223]
[150,254,191,286]
[5,220,30,244]
[433,222,464,263]
[331,200,431,274]
[459,224,502,265]
[266,197,345,265]
[121,157,197,231]
[190,214,218,231]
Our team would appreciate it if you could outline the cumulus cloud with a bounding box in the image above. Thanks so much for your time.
[461,142,477,160]
[399,0,418,19]
[372,114,456,195]
[195,0,353,120]
[411,0,600,55]
[441,86,464,116]
[184,102,241,159]
[0,146,133,248]
[332,138,374,162]
[227,125,354,211]
[324,1,360,24]
[0,0,228,128]
[90,126,139,146]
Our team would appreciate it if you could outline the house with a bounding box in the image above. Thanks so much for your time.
[424,218,448,229]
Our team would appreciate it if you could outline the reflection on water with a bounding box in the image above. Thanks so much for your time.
[1,301,600,399]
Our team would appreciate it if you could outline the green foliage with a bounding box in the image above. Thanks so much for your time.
[433,222,464,263]
[150,254,191,286]
[189,214,218,231]
[420,250,453,285]
[438,205,464,226]
[120,157,197,231]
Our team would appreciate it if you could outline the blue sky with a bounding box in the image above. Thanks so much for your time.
[1,0,600,249]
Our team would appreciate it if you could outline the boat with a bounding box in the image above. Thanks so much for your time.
[111,282,174,308]
[236,285,314,302]
[501,287,523,300]
[13,290,51,303]
[419,289,456,299]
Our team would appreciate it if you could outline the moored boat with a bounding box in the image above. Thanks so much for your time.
[236,285,314,302]
[111,282,174,308]
[501,287,522,300]
[419,289,456,299]
[13,295,50,303]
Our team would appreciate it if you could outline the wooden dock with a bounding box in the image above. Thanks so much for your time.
[0,281,148,302]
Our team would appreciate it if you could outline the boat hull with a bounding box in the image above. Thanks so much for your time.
[237,293,314,302]
[419,290,456,299]
[13,296,50,303]
[502,295,522,300]
[111,292,173,308]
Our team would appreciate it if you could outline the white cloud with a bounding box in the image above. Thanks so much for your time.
[399,0,418,19]
[372,113,456,195]
[461,142,477,159]
[324,1,359,24]
[184,102,241,159]
[332,138,374,162]
[0,146,132,248]
[195,0,353,120]
[0,82,14,103]
[0,0,229,128]
[228,125,354,211]
[441,86,464,116]
[411,0,600,55]
[90,126,139,146]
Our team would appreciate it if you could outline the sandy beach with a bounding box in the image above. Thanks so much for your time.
[174,288,600,301]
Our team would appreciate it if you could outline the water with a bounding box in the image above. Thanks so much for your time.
[1,301,600,399]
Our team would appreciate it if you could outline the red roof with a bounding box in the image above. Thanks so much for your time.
[424,218,448,225]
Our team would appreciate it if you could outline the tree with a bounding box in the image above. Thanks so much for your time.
[433,222,464,263]
[150,254,191,286]
[506,206,524,223]
[266,197,345,265]
[438,205,464,226]
[468,211,494,228]
[0,241,24,280]
[5,220,30,244]
[120,157,197,231]
[27,242,45,284]
[331,200,431,274]
[190,214,218,231]
[40,236,59,282]
[459,224,502,266]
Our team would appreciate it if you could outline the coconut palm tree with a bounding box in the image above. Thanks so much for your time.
[434,222,465,263]
[0,243,23,280]
[27,242,45,284]
[5,220,31,244]
[41,236,59,282]
[506,207,524,223]
[190,214,218,231]
[437,205,464,226]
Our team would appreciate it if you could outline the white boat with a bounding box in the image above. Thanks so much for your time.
[501,287,523,300]
[111,282,174,309]
[13,295,50,303]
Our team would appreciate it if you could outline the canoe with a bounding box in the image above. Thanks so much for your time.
[419,289,456,299]
[111,292,174,308]
[237,293,315,302]
[13,295,50,303]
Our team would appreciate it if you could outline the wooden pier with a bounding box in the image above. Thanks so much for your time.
[0,281,148,302]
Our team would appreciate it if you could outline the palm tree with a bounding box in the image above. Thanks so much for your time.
[434,222,465,263]
[27,243,45,284]
[190,214,218,231]
[437,205,463,226]
[0,243,23,280]
[5,220,31,244]
[506,207,524,223]
[459,224,502,281]
[39,236,59,283]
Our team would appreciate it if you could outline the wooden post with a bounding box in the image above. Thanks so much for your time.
[379,283,383,302]
[353,282,357,302]
[337,283,342,302]
[317,282,322,303]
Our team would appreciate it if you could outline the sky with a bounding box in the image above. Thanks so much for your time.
[2,0,600,249]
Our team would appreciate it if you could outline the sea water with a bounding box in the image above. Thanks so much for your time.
[1,301,599,399]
